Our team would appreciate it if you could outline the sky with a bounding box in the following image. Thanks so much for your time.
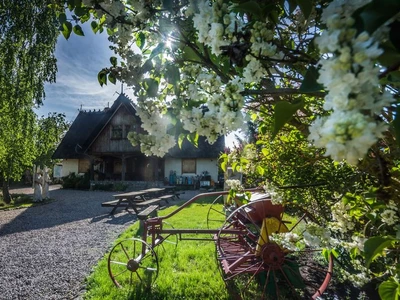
[38,22,133,122]
[38,21,239,147]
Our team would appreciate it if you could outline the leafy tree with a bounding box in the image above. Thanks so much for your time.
[57,0,400,298]
[35,112,69,169]
[0,1,59,203]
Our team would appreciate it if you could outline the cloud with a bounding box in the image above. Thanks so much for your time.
[39,21,134,121]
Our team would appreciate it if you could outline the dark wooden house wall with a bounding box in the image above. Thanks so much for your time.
[90,105,139,154]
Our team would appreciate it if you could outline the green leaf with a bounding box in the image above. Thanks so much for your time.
[97,70,107,86]
[272,99,304,139]
[107,27,114,35]
[72,25,84,36]
[142,59,153,73]
[287,0,297,14]
[143,78,159,97]
[136,32,146,50]
[257,165,265,176]
[187,132,199,147]
[178,133,186,148]
[389,21,400,52]
[364,236,396,267]
[58,13,67,24]
[296,0,312,19]
[108,73,116,85]
[353,0,400,35]
[300,66,324,92]
[378,280,400,300]
[162,0,173,10]
[392,105,400,147]
[233,1,263,19]
[240,157,249,164]
[90,21,98,33]
[67,0,75,9]
[110,56,117,67]
[261,148,269,156]
[149,42,165,60]
[182,46,201,62]
[61,21,73,40]
[165,64,180,85]
[283,261,306,289]
[74,6,86,17]
[221,160,227,172]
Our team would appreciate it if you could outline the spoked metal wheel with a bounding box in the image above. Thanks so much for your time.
[108,238,159,289]
[206,195,235,230]
[156,221,178,254]
[215,199,333,300]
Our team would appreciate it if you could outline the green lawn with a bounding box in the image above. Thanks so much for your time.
[0,193,53,210]
[84,196,231,300]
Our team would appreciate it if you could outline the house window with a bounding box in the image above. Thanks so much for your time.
[78,159,90,173]
[124,125,131,138]
[111,125,123,139]
[182,159,196,173]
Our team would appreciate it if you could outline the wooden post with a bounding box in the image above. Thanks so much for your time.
[121,155,126,181]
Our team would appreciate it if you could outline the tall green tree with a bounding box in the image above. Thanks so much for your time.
[35,112,69,169]
[0,0,59,203]
[58,1,400,297]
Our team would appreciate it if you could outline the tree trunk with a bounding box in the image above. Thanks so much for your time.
[2,178,11,204]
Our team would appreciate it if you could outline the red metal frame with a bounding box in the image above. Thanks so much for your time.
[128,188,333,298]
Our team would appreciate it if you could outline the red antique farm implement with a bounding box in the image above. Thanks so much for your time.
[107,188,333,299]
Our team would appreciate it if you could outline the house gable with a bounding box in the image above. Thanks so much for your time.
[88,103,141,155]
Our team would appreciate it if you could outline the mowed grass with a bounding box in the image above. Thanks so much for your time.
[84,195,232,300]
[0,193,53,210]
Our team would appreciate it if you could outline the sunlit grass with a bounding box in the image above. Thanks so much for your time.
[83,196,321,300]
[0,193,53,210]
[84,196,232,300]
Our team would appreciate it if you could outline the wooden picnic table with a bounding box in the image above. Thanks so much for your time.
[102,187,168,215]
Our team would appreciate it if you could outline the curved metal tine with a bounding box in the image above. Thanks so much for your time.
[224,260,263,281]
[240,202,268,247]
[110,260,127,266]
[262,269,271,299]
[135,271,143,282]
[211,195,226,216]
[138,265,157,272]
[120,242,130,260]
[278,266,304,300]
[288,213,307,233]
[273,269,280,299]
[113,268,128,279]
[242,261,264,291]
[140,251,155,263]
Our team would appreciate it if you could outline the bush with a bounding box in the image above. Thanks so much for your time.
[112,182,128,192]
[62,173,90,190]
[91,183,114,191]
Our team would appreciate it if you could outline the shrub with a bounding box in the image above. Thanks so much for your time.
[62,172,90,190]
[91,183,114,191]
[112,182,128,192]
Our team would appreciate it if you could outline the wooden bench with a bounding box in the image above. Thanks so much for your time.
[135,198,163,207]
[137,205,158,220]
[101,199,126,207]
[137,205,159,231]
[174,191,185,199]
[158,194,175,204]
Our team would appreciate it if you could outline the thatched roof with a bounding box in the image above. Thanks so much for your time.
[167,136,225,158]
[52,94,226,159]
[52,93,137,159]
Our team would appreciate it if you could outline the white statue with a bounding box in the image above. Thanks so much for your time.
[33,169,43,202]
[42,167,51,200]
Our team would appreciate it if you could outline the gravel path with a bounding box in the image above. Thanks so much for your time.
[0,186,139,300]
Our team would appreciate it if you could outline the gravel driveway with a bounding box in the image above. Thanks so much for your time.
[0,186,138,300]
